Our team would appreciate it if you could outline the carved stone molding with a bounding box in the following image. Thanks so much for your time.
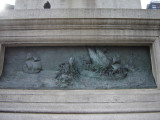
[0,9,160,118]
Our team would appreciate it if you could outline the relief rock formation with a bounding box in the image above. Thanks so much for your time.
[23,53,42,74]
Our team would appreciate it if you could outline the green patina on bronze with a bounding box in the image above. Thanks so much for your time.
[0,46,157,89]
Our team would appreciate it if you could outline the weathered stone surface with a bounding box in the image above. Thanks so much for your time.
[0,1,160,118]
[15,0,141,9]
[1,9,160,20]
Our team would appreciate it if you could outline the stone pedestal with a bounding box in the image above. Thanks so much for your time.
[0,0,160,119]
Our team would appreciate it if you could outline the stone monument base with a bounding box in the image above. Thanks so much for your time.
[0,8,160,120]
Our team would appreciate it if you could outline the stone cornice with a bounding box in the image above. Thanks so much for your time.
[0,9,159,45]
[0,9,160,19]
[0,9,160,31]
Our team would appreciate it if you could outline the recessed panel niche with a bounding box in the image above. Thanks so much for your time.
[0,46,157,89]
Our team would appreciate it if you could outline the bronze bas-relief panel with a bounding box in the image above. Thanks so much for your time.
[0,46,157,89]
